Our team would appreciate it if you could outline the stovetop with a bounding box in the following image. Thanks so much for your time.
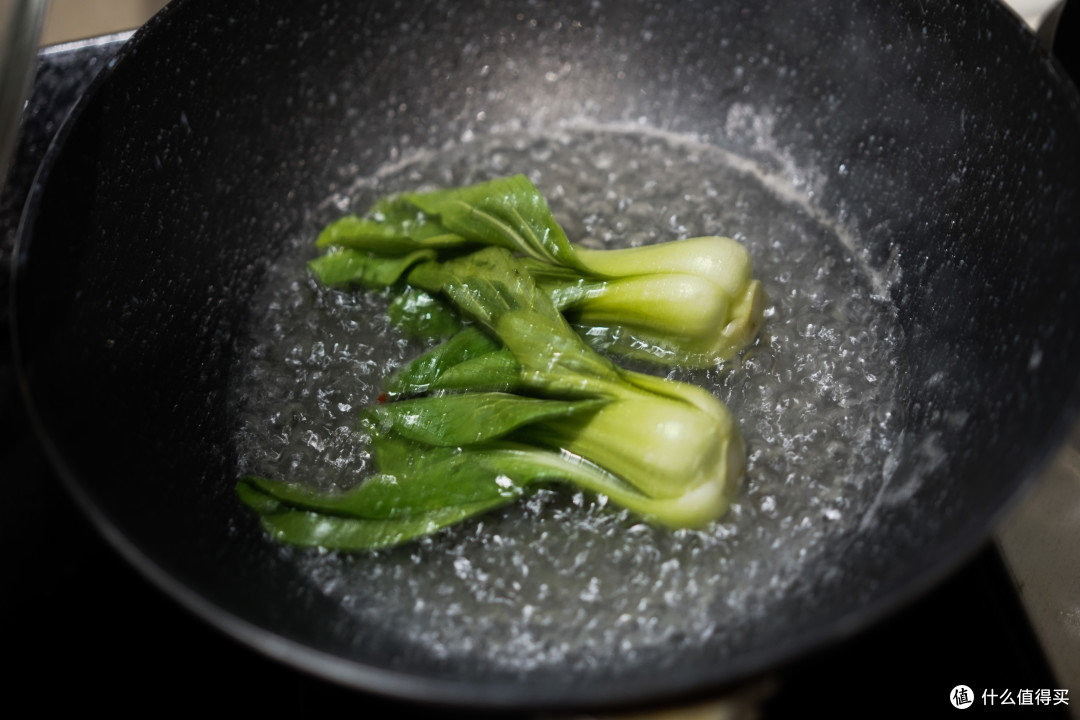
[0,32,1071,717]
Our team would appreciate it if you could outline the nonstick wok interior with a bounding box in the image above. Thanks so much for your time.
[13,0,1080,708]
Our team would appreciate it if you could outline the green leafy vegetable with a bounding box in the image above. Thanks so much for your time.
[239,248,745,549]
[313,174,765,368]
[386,286,462,338]
[308,247,435,288]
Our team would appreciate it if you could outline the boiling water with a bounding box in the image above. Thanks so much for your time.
[229,123,903,672]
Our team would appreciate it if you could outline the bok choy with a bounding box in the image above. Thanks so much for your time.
[312,174,765,368]
[238,248,745,550]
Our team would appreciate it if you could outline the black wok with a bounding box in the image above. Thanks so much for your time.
[11,0,1080,710]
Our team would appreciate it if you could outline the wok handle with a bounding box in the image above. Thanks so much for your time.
[1038,0,1080,85]
[0,0,49,190]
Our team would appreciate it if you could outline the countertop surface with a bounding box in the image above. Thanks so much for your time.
[992,1,1080,707]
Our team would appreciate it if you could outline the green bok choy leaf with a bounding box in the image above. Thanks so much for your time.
[239,248,745,550]
[312,174,765,368]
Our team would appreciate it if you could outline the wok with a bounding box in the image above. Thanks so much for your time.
[11,0,1080,709]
